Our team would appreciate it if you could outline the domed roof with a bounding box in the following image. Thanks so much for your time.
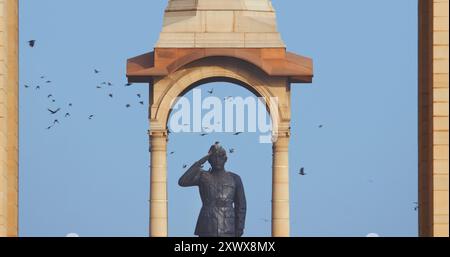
[156,0,285,48]
[166,0,275,11]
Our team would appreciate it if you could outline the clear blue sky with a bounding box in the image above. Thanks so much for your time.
[19,0,418,237]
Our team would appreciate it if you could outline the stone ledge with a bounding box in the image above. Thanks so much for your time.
[127,48,313,83]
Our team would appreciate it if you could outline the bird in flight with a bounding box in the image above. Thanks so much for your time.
[28,40,36,48]
[200,133,208,137]
[46,125,53,130]
[68,103,73,107]
[233,132,243,136]
[229,148,235,154]
[318,125,324,128]
[88,115,94,120]
[137,94,141,98]
[107,82,113,86]
[48,108,61,114]
[53,119,59,124]
[207,89,214,94]
[94,69,100,74]
[47,94,53,98]
[126,104,131,108]
[35,86,41,90]
[96,86,102,89]
[299,167,306,176]
[170,151,175,155]
[413,202,419,211]
[24,84,30,88]
[139,101,144,105]
[65,113,70,118]
[45,80,52,84]
[125,83,133,87]
[182,164,188,169]
[108,93,113,98]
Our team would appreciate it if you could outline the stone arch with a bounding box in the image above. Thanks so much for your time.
[146,56,293,237]
[150,56,290,134]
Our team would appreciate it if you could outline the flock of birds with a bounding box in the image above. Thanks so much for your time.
[25,40,144,130]
[26,39,419,215]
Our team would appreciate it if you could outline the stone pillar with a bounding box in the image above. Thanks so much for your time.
[271,131,290,237]
[149,130,168,237]
[432,0,449,237]
[0,0,18,237]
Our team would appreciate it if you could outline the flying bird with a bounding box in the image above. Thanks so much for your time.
[170,151,175,155]
[125,83,133,87]
[108,93,113,98]
[68,103,73,107]
[47,108,61,114]
[45,80,52,84]
[53,119,59,124]
[28,40,36,47]
[94,69,100,74]
[126,104,131,108]
[107,82,113,86]
[229,148,235,154]
[233,132,243,136]
[414,202,419,211]
[47,94,53,98]
[24,84,30,88]
[96,86,102,89]
[182,164,188,169]
[139,101,144,105]
[40,76,45,79]
[299,167,306,176]
[207,89,214,94]
[318,125,324,128]
[35,86,41,90]
[46,125,53,130]
[200,133,208,137]
[137,94,141,98]
[65,113,70,118]
[88,115,94,120]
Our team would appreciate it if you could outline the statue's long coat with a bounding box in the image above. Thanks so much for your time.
[179,162,246,237]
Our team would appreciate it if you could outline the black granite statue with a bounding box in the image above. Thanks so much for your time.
[179,143,247,237]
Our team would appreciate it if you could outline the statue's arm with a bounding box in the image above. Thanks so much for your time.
[233,174,247,237]
[178,155,209,187]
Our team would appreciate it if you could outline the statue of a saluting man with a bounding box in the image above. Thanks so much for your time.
[179,142,247,237]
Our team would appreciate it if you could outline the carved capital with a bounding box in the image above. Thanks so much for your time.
[148,129,168,138]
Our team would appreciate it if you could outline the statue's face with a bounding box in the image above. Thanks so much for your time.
[208,153,227,170]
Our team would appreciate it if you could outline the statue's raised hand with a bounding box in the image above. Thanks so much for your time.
[198,154,210,165]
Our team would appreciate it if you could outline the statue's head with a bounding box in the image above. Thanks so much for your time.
[208,142,227,170]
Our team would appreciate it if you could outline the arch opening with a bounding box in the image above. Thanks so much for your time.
[148,55,292,237]
[166,82,273,237]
